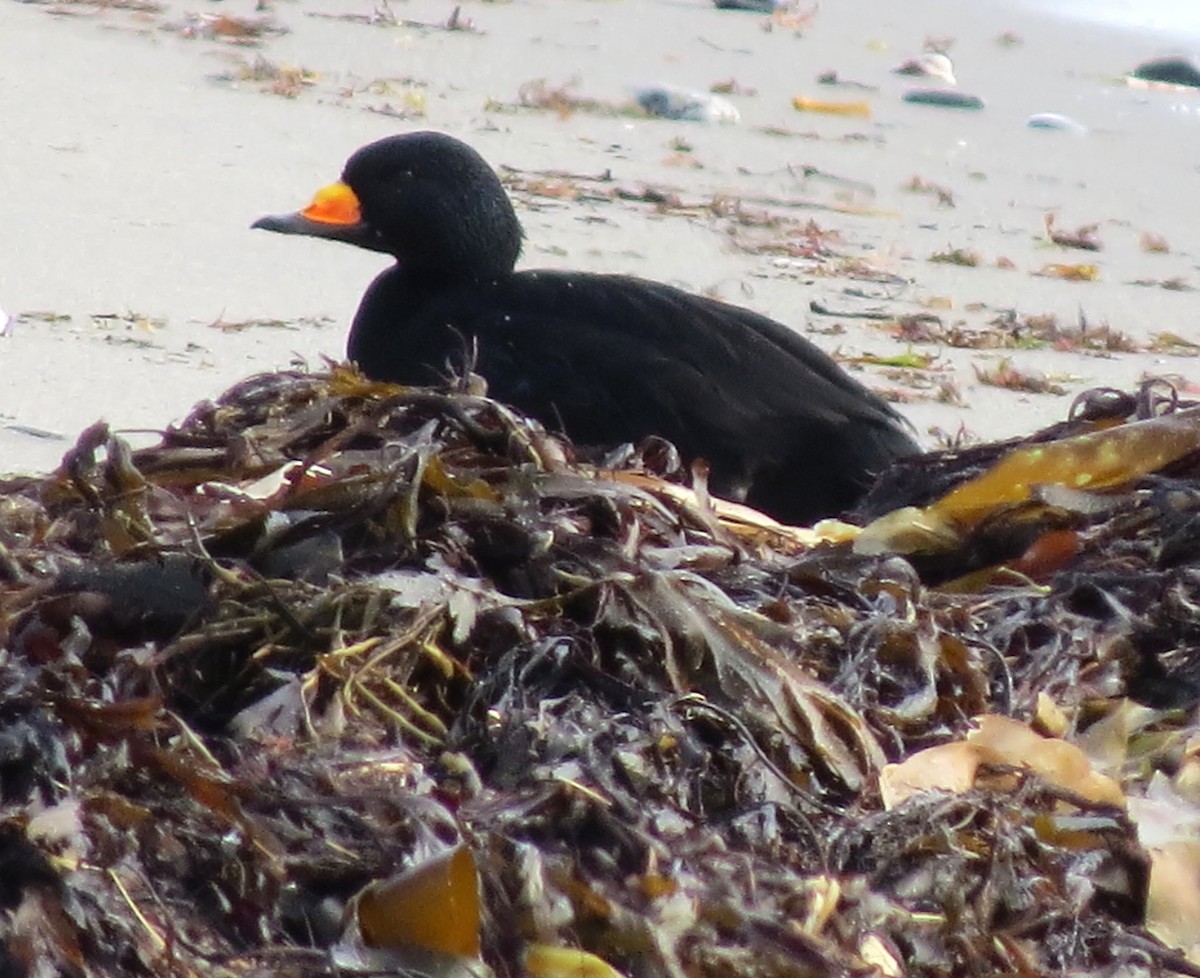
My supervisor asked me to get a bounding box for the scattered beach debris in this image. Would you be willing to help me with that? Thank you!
[760,2,819,33]
[1150,332,1200,355]
[662,144,703,169]
[14,310,72,325]
[307,1,481,33]
[213,53,318,97]
[929,247,981,267]
[1130,275,1194,292]
[1141,230,1171,253]
[1127,54,1200,90]
[892,52,956,85]
[351,76,429,119]
[922,34,955,55]
[89,309,165,332]
[30,0,163,13]
[888,309,1138,356]
[365,98,428,121]
[854,350,938,371]
[443,5,478,33]
[0,422,65,441]
[208,314,334,333]
[305,0,402,26]
[871,365,964,407]
[1043,312,1138,354]
[713,0,778,9]
[1036,262,1100,282]
[1026,112,1087,134]
[498,162,885,255]
[160,11,288,43]
[791,165,875,199]
[502,77,624,119]
[809,299,892,320]
[902,88,985,110]
[1045,214,1103,251]
[6,368,1200,977]
[973,356,1070,395]
[814,69,877,91]
[634,84,740,123]
[904,175,956,207]
[709,77,757,97]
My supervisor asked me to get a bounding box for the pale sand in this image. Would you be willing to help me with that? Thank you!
[3,0,1199,477]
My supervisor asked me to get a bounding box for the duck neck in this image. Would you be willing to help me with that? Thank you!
[401,256,510,293]
[374,189,523,290]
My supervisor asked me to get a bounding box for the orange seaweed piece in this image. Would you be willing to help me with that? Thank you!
[791,96,872,118]
[1007,528,1081,579]
[354,845,481,957]
[525,945,628,978]
[880,715,1125,810]
[1036,262,1099,281]
[932,406,1200,528]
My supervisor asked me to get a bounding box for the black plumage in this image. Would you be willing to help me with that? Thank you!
[253,131,918,524]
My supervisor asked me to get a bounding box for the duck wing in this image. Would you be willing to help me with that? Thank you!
[348,268,916,521]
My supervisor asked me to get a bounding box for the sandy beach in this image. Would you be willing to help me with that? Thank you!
[3,0,1200,477]
[9,4,1200,971]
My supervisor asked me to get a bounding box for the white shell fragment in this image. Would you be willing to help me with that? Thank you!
[634,85,741,124]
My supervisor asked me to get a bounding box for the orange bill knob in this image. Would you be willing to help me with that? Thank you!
[301,181,363,225]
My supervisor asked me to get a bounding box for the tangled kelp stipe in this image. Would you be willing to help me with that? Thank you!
[3,368,1200,977]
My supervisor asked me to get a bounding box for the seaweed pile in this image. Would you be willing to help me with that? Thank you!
[3,368,1200,977]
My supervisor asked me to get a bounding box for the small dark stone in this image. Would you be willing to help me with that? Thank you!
[1130,55,1200,88]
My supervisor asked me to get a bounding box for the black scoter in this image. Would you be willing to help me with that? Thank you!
[252,131,918,525]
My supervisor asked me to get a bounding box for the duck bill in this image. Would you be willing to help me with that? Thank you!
[251,180,390,253]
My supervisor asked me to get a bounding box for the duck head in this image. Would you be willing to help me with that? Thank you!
[253,131,524,284]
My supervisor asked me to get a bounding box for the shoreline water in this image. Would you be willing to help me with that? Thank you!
[1019,0,1200,44]
[3,0,1200,481]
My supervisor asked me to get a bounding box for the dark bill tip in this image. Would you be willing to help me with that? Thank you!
[250,211,391,254]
